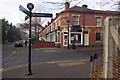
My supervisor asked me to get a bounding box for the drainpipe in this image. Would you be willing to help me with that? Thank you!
[83,12,85,46]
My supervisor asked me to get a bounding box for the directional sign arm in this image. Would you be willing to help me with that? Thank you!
[25,13,53,20]
[32,13,53,17]
[19,5,30,15]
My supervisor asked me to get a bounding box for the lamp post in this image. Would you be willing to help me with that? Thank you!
[27,3,34,75]
[67,20,70,50]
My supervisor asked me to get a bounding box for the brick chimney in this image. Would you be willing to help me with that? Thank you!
[65,2,70,10]
[82,5,88,8]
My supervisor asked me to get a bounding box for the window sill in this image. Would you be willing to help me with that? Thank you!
[96,26,102,27]
[55,42,61,44]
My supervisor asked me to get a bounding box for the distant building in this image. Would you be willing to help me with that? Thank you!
[39,2,120,47]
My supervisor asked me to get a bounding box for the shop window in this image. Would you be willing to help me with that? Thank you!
[96,32,101,41]
[73,16,79,25]
[96,17,101,26]
[71,33,81,43]
[115,18,119,29]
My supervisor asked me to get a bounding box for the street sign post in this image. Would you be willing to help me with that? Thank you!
[27,3,34,76]
[19,3,53,76]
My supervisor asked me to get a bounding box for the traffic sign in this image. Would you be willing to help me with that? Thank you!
[19,5,30,15]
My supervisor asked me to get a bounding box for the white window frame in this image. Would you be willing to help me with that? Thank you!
[58,19,61,26]
[70,32,83,45]
[73,16,79,25]
[96,32,101,42]
[96,17,101,26]
[57,31,61,43]
[55,21,57,29]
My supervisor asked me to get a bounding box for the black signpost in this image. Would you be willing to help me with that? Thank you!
[19,3,53,76]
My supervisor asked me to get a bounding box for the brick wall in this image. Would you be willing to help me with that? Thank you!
[34,42,55,48]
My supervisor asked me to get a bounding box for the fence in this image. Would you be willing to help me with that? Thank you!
[113,53,120,79]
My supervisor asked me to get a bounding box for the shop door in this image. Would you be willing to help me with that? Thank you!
[63,32,68,46]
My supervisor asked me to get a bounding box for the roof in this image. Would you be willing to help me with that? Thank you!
[61,5,120,15]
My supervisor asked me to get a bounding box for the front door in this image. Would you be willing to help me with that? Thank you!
[63,32,68,46]
[84,31,89,46]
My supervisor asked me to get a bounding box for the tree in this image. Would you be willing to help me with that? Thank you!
[18,17,44,41]
[2,19,21,43]
[95,0,120,11]
[2,18,9,43]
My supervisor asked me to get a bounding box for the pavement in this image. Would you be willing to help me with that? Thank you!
[2,45,103,78]
[13,46,103,54]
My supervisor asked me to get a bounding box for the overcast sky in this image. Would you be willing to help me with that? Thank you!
[0,0,117,26]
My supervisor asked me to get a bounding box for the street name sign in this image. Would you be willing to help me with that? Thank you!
[32,13,53,17]
[25,13,53,20]
[19,5,30,15]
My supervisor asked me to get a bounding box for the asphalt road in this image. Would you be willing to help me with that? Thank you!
[2,43,103,78]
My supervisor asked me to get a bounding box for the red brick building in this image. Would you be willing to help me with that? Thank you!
[39,2,120,47]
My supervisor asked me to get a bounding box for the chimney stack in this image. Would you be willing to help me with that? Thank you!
[82,5,88,8]
[65,2,70,10]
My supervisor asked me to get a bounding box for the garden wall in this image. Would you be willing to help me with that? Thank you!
[34,42,55,48]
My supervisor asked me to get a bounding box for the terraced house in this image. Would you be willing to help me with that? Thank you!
[39,2,120,47]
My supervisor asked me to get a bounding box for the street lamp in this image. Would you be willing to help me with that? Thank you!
[27,3,34,75]
[67,20,70,50]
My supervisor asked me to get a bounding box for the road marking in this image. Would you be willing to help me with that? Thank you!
[0,69,2,72]
[44,50,56,53]
[2,59,89,72]
[13,47,20,53]
[57,62,85,67]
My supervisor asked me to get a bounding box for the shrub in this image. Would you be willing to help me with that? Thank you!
[31,36,37,45]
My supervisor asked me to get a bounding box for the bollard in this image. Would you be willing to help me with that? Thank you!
[90,55,94,78]
[72,41,75,49]
[93,54,97,72]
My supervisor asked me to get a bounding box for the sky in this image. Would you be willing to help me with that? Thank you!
[0,0,118,26]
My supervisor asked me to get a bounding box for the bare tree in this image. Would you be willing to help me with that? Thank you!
[32,17,44,41]
[18,17,44,41]
[95,0,120,11]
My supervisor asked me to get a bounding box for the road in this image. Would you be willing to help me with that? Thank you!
[2,43,103,78]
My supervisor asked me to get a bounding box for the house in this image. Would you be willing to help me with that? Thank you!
[39,2,120,47]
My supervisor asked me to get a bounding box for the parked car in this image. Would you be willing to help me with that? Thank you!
[15,40,23,47]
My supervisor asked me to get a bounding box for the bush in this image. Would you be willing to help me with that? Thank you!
[31,36,37,45]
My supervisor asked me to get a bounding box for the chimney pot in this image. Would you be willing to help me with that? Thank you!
[65,2,70,10]
[82,5,88,8]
